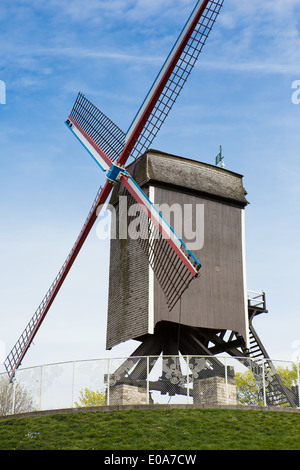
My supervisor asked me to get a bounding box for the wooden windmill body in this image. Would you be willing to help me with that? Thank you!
[106,150,298,408]
[107,149,249,355]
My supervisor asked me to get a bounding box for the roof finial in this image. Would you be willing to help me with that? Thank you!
[215,145,225,168]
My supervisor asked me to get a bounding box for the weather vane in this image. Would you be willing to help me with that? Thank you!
[215,145,225,167]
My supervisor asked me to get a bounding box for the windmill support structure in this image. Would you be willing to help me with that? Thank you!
[107,292,298,408]
[105,151,298,409]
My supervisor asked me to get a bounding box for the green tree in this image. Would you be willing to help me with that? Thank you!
[235,370,264,406]
[276,363,299,388]
[75,387,106,407]
[235,363,299,406]
[0,375,35,416]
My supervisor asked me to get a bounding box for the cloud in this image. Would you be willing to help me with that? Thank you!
[210,0,300,77]
[28,0,195,25]
[35,46,163,64]
[197,59,300,75]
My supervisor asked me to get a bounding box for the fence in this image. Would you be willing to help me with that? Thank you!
[1,355,299,415]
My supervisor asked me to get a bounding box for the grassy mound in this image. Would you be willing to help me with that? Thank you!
[0,408,299,450]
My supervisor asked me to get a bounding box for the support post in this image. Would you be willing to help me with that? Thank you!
[297,361,300,408]
[262,362,267,407]
[225,357,228,405]
[187,355,190,404]
[146,356,150,405]
[72,361,76,408]
[40,365,43,411]
[107,358,110,406]
[12,378,16,415]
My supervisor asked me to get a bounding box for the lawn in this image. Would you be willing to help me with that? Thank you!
[0,408,299,450]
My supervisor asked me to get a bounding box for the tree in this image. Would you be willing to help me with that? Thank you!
[0,375,35,416]
[75,387,106,407]
[275,363,299,388]
[235,363,299,406]
[235,370,264,406]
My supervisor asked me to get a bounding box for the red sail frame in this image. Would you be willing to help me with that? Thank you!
[5,0,223,381]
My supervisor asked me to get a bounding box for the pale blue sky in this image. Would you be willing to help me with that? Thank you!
[1,0,300,373]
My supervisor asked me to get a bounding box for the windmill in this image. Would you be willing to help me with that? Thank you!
[106,150,298,407]
[5,0,298,409]
[4,0,224,383]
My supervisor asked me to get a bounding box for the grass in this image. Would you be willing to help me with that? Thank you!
[0,408,299,450]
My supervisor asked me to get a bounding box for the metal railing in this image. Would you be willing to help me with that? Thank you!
[247,290,266,310]
[0,355,299,416]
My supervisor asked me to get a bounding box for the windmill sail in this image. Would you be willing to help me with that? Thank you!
[126,0,224,161]
[4,182,113,382]
[66,99,201,310]
[120,175,201,310]
[68,92,125,163]
[5,0,223,381]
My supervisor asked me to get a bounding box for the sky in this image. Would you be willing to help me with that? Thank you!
[1,0,300,376]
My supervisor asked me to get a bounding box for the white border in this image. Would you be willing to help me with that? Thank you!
[148,186,155,335]
[241,209,250,349]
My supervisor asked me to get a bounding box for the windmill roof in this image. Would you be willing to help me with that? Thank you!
[110,149,249,207]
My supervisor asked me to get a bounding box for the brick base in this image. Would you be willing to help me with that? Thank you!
[107,384,153,406]
[193,376,237,406]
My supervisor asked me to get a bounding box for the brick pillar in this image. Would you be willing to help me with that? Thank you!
[107,384,153,406]
[193,376,237,406]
